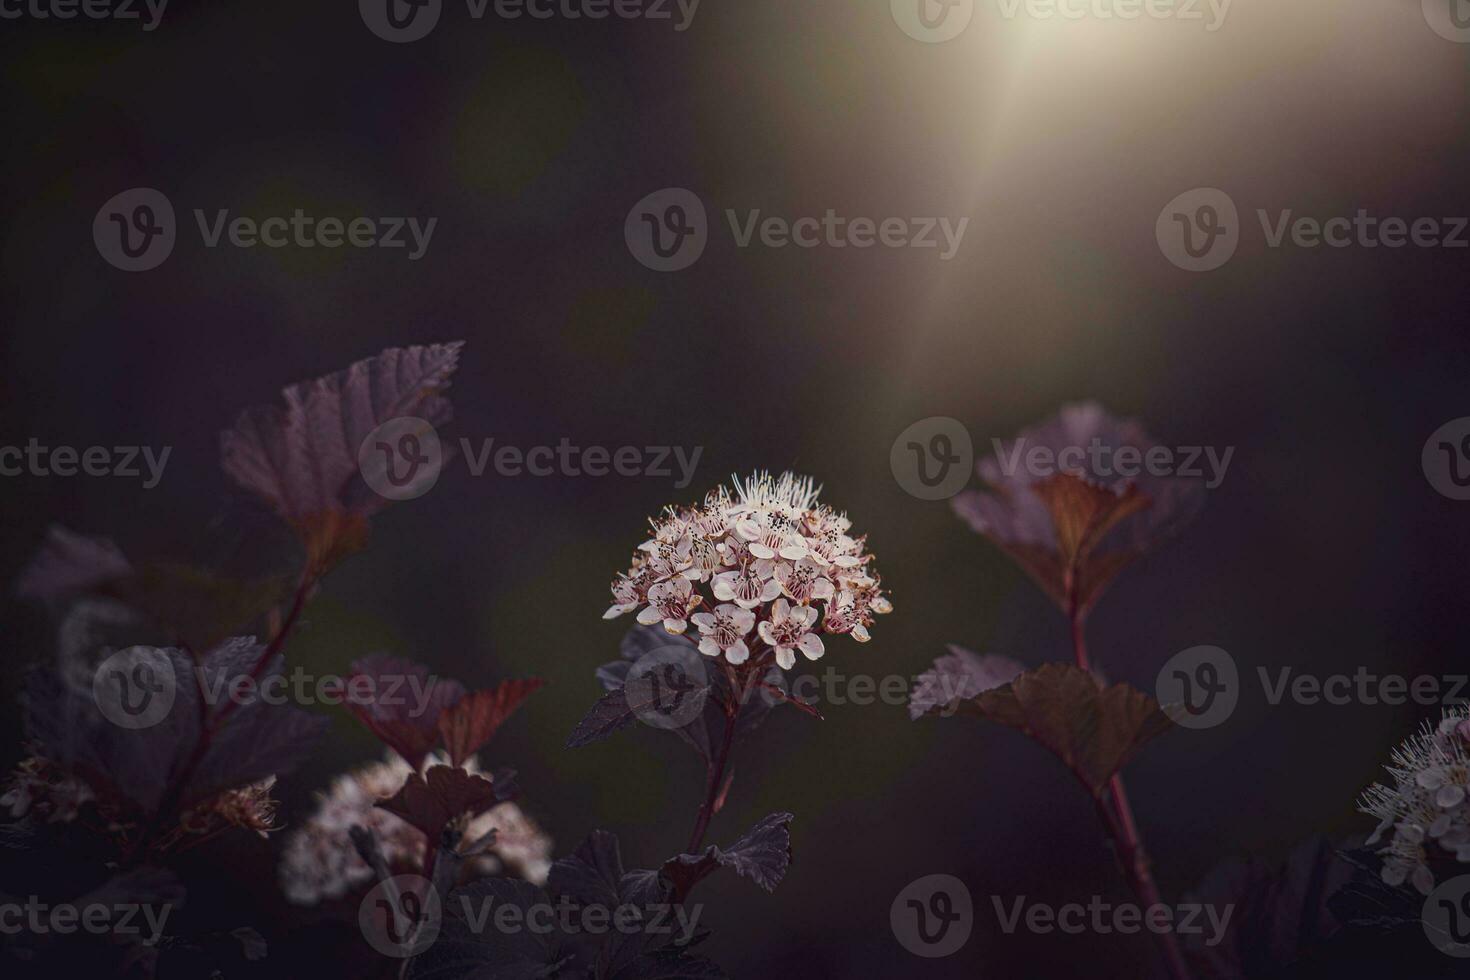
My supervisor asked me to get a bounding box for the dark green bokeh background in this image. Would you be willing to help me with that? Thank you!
[3,1,1470,976]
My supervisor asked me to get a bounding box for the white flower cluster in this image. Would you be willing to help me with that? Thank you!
[1359,708,1470,895]
[279,752,552,905]
[603,472,891,669]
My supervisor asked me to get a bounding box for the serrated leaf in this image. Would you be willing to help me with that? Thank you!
[438,678,546,769]
[661,812,794,898]
[910,645,1025,720]
[957,662,1173,795]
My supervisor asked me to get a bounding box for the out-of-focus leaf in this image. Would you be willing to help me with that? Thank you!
[957,662,1173,795]
[953,403,1205,615]
[910,645,1025,720]
[344,654,466,769]
[22,637,329,814]
[1185,837,1356,980]
[439,678,546,768]
[14,526,133,604]
[219,342,464,566]
[116,562,288,655]
[378,765,503,839]
[406,878,571,980]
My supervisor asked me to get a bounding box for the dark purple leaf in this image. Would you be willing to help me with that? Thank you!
[955,662,1174,796]
[344,654,466,769]
[14,526,132,604]
[910,645,1025,720]
[662,812,795,898]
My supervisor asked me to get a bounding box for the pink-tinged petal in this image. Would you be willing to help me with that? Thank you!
[636,606,663,626]
[775,648,796,670]
[772,598,791,621]
[736,520,762,541]
[778,542,808,560]
[691,612,716,630]
[834,555,862,568]
[731,609,756,634]
[799,633,825,661]
[852,623,871,643]
[754,558,778,578]
[726,640,750,665]
[749,541,776,559]
[759,621,777,645]
[760,579,783,602]
[663,618,688,635]
[813,578,835,600]
[699,638,721,658]
[604,604,629,620]
[712,575,737,601]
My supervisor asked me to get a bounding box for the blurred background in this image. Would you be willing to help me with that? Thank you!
[3,0,1470,976]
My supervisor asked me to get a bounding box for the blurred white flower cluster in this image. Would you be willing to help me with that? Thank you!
[1359,708,1470,894]
[603,472,891,669]
[279,752,552,905]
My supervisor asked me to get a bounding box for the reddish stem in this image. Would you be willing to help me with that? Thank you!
[686,659,744,853]
[1068,589,1192,980]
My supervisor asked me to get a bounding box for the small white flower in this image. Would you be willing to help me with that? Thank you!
[774,559,834,604]
[603,570,649,620]
[691,603,756,665]
[637,577,697,634]
[712,563,781,610]
[758,598,825,670]
[1360,706,1470,895]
